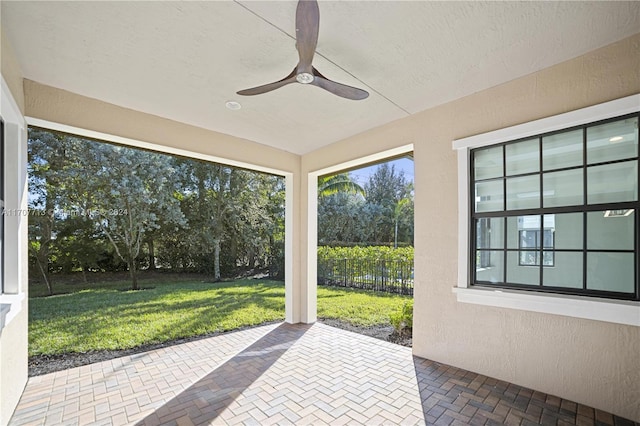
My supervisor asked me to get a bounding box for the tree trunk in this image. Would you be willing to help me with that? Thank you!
[39,198,55,295]
[147,239,156,270]
[129,257,139,290]
[36,256,53,296]
[213,239,221,282]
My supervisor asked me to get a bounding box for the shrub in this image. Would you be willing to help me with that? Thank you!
[317,245,414,294]
[389,300,413,336]
[317,245,413,263]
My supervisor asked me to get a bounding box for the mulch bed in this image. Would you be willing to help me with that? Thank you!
[28,320,411,377]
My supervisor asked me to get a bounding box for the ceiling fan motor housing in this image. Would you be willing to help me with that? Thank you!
[296,72,315,84]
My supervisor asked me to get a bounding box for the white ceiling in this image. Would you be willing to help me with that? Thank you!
[2,1,639,155]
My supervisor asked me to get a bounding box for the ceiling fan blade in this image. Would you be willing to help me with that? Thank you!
[295,0,320,72]
[311,68,369,100]
[237,68,297,96]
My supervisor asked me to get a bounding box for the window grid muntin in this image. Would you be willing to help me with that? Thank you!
[470,113,639,300]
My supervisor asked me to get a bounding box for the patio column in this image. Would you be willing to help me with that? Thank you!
[288,168,317,324]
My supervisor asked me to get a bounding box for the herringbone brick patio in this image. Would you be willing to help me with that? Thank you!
[8,322,639,425]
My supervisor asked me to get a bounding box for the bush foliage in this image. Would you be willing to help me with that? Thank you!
[389,299,413,336]
[317,246,414,263]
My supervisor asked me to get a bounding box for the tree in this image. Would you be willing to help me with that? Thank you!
[317,191,366,244]
[364,163,410,205]
[28,129,90,294]
[317,172,368,244]
[316,162,414,246]
[318,173,365,198]
[393,197,411,248]
[83,144,185,290]
[177,160,234,281]
[27,127,288,285]
[364,164,414,245]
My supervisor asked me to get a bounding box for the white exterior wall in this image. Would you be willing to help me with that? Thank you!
[0,74,29,426]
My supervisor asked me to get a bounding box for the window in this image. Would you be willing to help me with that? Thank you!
[470,113,638,300]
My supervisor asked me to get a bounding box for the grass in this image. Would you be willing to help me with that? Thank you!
[317,286,411,327]
[28,277,411,356]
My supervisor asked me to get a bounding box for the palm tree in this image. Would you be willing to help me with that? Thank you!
[318,173,365,198]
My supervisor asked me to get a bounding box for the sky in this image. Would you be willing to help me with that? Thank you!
[347,157,414,186]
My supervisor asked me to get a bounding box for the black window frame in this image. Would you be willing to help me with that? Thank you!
[470,113,640,301]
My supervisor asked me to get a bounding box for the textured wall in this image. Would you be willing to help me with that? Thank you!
[302,33,640,421]
[0,28,28,426]
[0,28,24,113]
[0,299,28,426]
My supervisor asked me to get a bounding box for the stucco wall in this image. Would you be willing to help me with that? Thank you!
[1,29,24,114]
[302,33,640,420]
[0,27,28,426]
[0,299,28,426]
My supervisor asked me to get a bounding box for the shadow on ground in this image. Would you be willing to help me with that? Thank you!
[135,323,311,425]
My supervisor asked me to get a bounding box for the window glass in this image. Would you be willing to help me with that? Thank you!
[477,250,492,269]
[476,218,504,249]
[517,227,554,266]
[506,175,539,210]
[507,251,539,285]
[587,161,638,204]
[542,130,583,171]
[586,252,635,293]
[474,146,503,180]
[519,230,538,250]
[587,117,638,164]
[542,168,583,207]
[507,215,540,249]
[475,250,504,283]
[506,139,538,176]
[475,180,503,212]
[543,252,583,288]
[518,250,539,266]
[550,213,582,249]
[587,210,634,250]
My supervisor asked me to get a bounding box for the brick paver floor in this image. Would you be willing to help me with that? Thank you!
[8,322,639,425]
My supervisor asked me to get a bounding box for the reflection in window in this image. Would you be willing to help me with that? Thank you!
[517,215,555,266]
[518,231,554,266]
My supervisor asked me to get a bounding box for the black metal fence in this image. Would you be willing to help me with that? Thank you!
[317,258,414,295]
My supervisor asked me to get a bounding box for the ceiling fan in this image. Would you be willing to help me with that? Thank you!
[237,0,369,100]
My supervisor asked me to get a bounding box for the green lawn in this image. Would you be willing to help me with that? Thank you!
[316,286,411,327]
[29,278,411,356]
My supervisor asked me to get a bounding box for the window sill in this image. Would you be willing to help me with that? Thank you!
[452,286,639,327]
[0,293,25,333]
